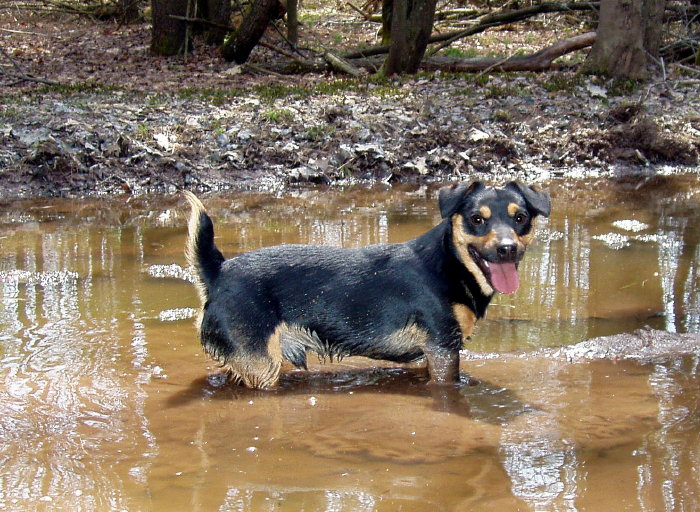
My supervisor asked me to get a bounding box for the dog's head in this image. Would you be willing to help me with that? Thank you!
[439,181,551,296]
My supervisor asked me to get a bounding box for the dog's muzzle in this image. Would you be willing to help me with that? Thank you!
[469,242,521,295]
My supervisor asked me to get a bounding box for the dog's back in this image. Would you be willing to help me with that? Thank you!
[185,197,439,387]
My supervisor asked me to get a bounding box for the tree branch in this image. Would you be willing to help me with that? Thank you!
[421,31,597,72]
[264,31,597,75]
[341,1,599,60]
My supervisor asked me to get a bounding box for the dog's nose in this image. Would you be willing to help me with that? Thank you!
[496,243,518,261]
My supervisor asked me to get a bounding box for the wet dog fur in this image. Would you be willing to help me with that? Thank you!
[184,182,551,389]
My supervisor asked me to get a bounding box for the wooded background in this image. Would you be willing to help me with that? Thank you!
[2,0,697,82]
[146,0,697,79]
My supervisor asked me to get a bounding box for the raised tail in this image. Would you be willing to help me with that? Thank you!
[184,191,225,300]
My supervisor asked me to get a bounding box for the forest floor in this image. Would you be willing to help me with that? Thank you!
[0,6,698,199]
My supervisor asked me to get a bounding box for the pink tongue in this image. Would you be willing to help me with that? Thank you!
[489,262,520,294]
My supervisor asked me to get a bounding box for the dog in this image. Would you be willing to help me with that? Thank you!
[184,181,550,389]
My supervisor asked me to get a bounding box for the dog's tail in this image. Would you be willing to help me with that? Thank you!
[184,191,225,299]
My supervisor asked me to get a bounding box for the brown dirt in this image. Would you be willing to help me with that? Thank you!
[0,9,698,199]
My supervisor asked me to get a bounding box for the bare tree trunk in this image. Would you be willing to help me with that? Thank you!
[381,0,438,75]
[583,0,667,79]
[287,0,299,45]
[221,0,282,63]
[381,0,392,45]
[151,0,189,56]
[120,0,140,23]
[197,0,231,45]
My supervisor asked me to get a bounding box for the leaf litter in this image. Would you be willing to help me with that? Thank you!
[0,10,698,198]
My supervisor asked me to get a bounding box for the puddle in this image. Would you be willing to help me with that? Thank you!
[1,176,699,511]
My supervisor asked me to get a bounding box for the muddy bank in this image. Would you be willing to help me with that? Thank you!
[1,73,698,199]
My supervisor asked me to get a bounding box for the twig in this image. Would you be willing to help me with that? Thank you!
[426,21,503,57]
[244,62,287,78]
[0,28,45,36]
[0,46,60,86]
[267,18,306,57]
[259,40,304,62]
[421,32,596,72]
[346,1,372,21]
[428,1,599,57]
[323,51,362,77]
[475,51,520,78]
[674,64,700,76]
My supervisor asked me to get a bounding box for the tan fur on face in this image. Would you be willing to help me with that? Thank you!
[507,202,520,217]
[482,228,500,250]
[520,217,537,246]
[479,205,492,219]
[451,214,494,296]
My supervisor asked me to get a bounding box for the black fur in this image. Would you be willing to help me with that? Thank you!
[185,182,551,389]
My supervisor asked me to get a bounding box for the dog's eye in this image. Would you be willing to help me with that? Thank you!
[470,215,484,226]
[514,212,528,225]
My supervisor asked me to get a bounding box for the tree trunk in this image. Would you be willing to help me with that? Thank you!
[150,0,189,56]
[196,0,232,45]
[221,0,282,63]
[381,0,438,75]
[287,0,299,45]
[120,0,140,23]
[381,0,392,46]
[583,0,667,79]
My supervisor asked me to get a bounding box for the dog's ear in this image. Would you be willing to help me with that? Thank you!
[505,182,551,218]
[439,181,484,218]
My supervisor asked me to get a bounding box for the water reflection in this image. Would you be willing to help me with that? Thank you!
[501,359,581,512]
[0,224,157,510]
[640,357,700,511]
[0,177,698,511]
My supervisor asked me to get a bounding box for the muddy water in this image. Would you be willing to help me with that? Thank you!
[1,176,699,511]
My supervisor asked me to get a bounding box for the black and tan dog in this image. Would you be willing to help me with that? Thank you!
[184,182,550,389]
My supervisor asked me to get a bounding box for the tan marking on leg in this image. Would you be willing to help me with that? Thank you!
[225,355,282,390]
[222,323,286,389]
[451,215,494,296]
[385,323,429,352]
[267,323,285,364]
[452,304,476,346]
[507,202,520,217]
[479,205,492,219]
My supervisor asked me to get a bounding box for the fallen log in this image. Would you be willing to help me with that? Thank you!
[422,31,597,72]
[261,31,596,75]
[323,51,363,77]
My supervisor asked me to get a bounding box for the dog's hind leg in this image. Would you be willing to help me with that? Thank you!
[205,321,285,390]
[225,354,282,389]
[228,325,286,389]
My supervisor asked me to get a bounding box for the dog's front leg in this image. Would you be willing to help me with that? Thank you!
[424,348,460,385]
